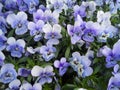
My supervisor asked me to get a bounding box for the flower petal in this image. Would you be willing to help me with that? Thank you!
[31,66,43,77]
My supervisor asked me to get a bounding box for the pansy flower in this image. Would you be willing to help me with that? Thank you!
[70,52,93,77]
[0,63,17,84]
[101,40,120,68]
[44,9,59,25]
[23,0,39,14]
[82,21,99,42]
[31,65,55,85]
[107,64,120,90]
[40,44,56,61]
[6,37,26,58]
[8,79,21,90]
[28,20,44,41]
[43,23,62,45]
[6,11,28,35]
[20,82,42,90]
[54,57,69,76]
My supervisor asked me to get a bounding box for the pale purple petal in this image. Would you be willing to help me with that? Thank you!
[28,22,36,31]
[33,83,42,90]
[9,79,21,89]
[102,46,112,57]
[7,37,16,45]
[83,67,93,77]
[54,60,60,68]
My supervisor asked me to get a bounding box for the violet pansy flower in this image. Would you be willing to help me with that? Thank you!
[107,64,120,90]
[20,82,42,90]
[0,63,17,84]
[67,15,84,44]
[31,65,55,85]
[101,40,120,68]
[6,11,28,35]
[18,68,31,77]
[9,79,21,90]
[70,52,93,77]
[33,9,45,22]
[43,23,62,45]
[6,37,26,58]
[54,57,69,76]
[82,21,99,42]
[74,5,86,18]
[44,9,59,24]
[23,0,39,14]
[28,20,44,41]
[40,44,56,61]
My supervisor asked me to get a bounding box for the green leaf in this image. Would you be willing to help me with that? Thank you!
[65,46,70,58]
[7,29,15,37]
[62,84,77,90]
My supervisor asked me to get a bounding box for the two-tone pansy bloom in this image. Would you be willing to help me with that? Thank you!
[54,57,69,76]
[70,52,93,77]
[6,11,28,35]
[107,64,120,90]
[40,44,56,61]
[0,63,17,84]
[43,23,62,45]
[31,65,55,85]
[6,37,26,58]
[28,20,45,41]
[20,82,42,90]
[100,39,120,68]
[67,15,84,44]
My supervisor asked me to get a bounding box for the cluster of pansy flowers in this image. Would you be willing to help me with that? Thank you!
[0,0,119,90]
